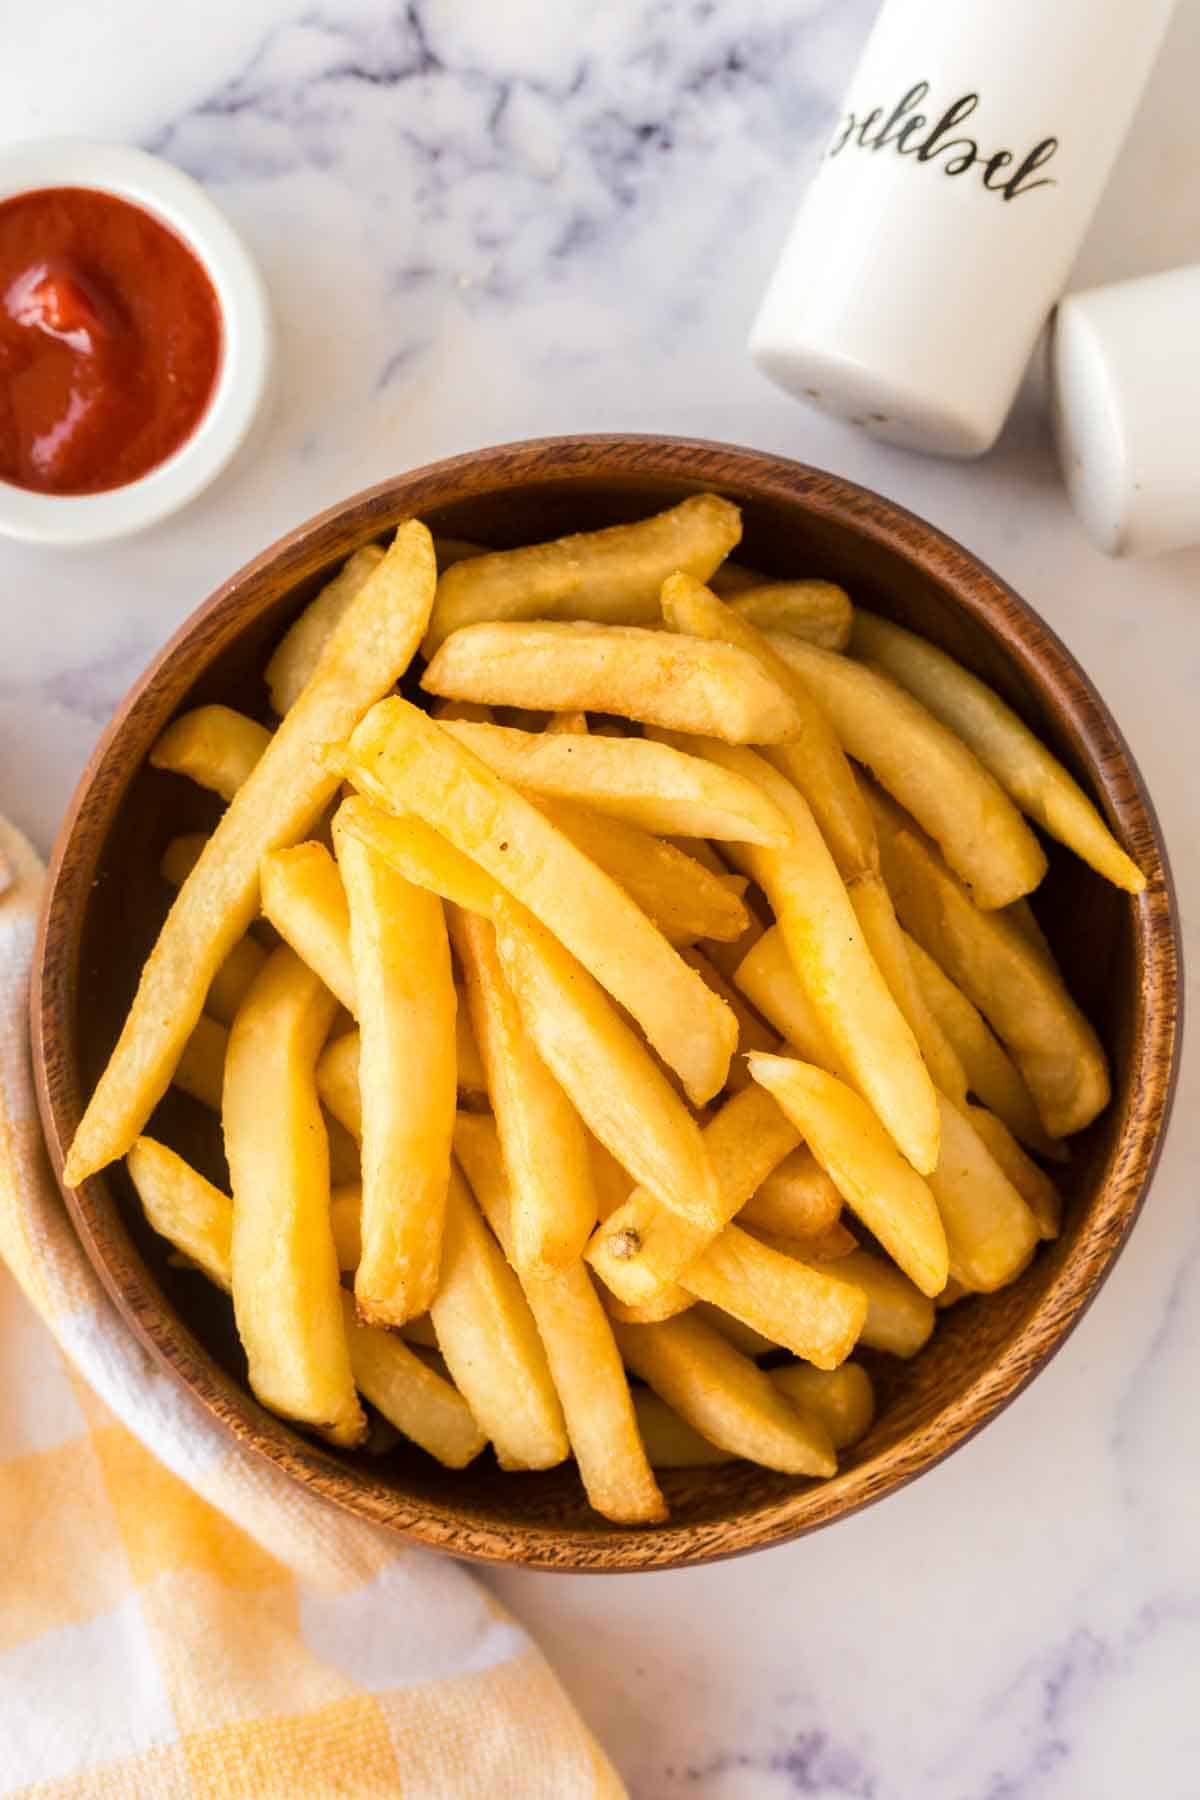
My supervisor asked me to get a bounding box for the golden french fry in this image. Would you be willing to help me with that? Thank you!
[266,544,386,716]
[685,741,939,1174]
[680,947,777,1089]
[439,719,791,845]
[545,710,589,734]
[159,832,208,888]
[422,493,742,654]
[772,1361,875,1449]
[732,582,853,652]
[451,910,596,1274]
[660,573,876,880]
[174,1013,228,1111]
[149,705,272,803]
[679,1226,867,1369]
[768,631,1048,908]
[338,1293,486,1468]
[759,1217,858,1263]
[737,1144,843,1241]
[429,1166,568,1471]
[126,1139,483,1468]
[339,699,736,1103]
[261,842,356,1010]
[701,898,768,983]
[587,1085,799,1306]
[330,798,500,915]
[325,1114,361,1185]
[869,793,1110,1138]
[851,610,1146,893]
[316,1014,482,1136]
[534,799,749,946]
[224,946,364,1446]
[827,1248,935,1358]
[588,1133,632,1219]
[937,1278,970,1309]
[632,1389,730,1467]
[491,901,720,1229]
[966,1105,1062,1239]
[734,925,841,1070]
[65,521,437,1186]
[453,1114,666,1523]
[334,820,456,1324]
[748,1053,948,1297]
[422,621,806,746]
[848,873,967,1104]
[693,1303,776,1358]
[613,1313,836,1476]
[329,1181,362,1270]
[127,1136,232,1293]
[930,1095,1041,1292]
[902,930,1063,1158]
[433,536,488,570]
[205,936,269,1027]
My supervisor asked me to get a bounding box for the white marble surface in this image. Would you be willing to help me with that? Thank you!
[2,3,1198,1794]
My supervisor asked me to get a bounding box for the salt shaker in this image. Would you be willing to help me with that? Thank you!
[750,0,1177,458]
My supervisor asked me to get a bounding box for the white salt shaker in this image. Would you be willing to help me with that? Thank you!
[1052,265,1200,557]
[750,0,1177,458]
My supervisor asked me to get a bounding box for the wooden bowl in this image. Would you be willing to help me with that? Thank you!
[33,435,1180,1572]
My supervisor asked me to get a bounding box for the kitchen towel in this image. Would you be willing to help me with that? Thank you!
[0,817,623,1799]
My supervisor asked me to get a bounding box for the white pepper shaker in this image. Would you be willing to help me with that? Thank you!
[1052,265,1200,557]
[750,0,1177,458]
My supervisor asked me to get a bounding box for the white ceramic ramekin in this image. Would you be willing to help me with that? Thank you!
[0,139,272,546]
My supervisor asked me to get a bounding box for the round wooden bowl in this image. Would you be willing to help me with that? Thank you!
[33,435,1180,1572]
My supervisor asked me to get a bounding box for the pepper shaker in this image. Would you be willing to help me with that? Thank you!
[750,0,1177,458]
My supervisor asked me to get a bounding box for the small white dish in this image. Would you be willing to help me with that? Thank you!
[0,139,272,547]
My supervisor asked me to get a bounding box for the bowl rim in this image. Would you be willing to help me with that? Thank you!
[0,139,272,546]
[31,432,1183,1571]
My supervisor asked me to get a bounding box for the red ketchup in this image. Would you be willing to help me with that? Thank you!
[0,187,222,495]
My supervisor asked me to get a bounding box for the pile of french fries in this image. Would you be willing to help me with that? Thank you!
[67,492,1144,1526]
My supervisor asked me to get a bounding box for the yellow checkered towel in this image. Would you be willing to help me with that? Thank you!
[0,819,624,1799]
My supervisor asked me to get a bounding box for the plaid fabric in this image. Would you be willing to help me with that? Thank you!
[0,819,623,1799]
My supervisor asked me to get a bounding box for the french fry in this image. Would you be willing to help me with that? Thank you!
[338,699,736,1103]
[929,1095,1041,1292]
[659,574,876,879]
[937,1279,970,1309]
[325,1114,361,1185]
[693,1303,776,1358]
[329,1181,362,1270]
[433,536,489,570]
[334,820,456,1324]
[65,521,438,1186]
[587,1085,800,1305]
[438,719,791,845]
[772,1361,876,1449]
[544,710,589,734]
[760,1217,858,1262]
[330,798,500,915]
[768,631,1047,908]
[125,1138,484,1468]
[732,582,853,652]
[491,902,721,1228]
[316,1012,484,1137]
[428,1166,568,1471]
[902,930,1063,1157]
[174,1013,227,1111]
[588,1133,632,1219]
[701,898,768,983]
[149,705,272,803]
[748,1053,949,1297]
[851,610,1146,892]
[451,909,596,1274]
[261,842,356,1010]
[966,1105,1062,1239]
[827,1249,935,1358]
[422,493,742,654]
[683,740,939,1174]
[869,792,1110,1138]
[680,947,777,1089]
[453,1114,666,1523]
[205,936,268,1027]
[421,621,807,746]
[678,1227,867,1369]
[223,946,364,1446]
[1004,896,1059,972]
[734,925,842,1071]
[159,832,207,888]
[534,799,749,946]
[613,1314,836,1476]
[848,873,967,1104]
[338,1293,486,1469]
[265,544,386,716]
[127,1136,232,1293]
[737,1144,843,1241]
[632,1390,730,1467]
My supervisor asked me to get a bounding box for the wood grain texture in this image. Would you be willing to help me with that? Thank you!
[31,435,1181,1572]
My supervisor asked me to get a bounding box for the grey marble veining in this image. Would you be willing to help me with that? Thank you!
[1,3,1198,1794]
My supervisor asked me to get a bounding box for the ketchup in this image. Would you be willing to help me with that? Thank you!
[0,187,222,495]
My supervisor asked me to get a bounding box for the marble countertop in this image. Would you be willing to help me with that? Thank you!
[2,3,1197,1794]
